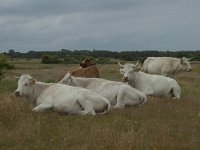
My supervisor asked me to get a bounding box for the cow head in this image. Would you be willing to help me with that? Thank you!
[15,75,36,98]
[80,59,96,68]
[180,57,192,72]
[118,60,141,83]
[59,72,72,85]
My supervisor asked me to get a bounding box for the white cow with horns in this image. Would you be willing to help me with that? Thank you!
[143,57,192,77]
[15,75,110,115]
[59,72,147,109]
[118,61,181,99]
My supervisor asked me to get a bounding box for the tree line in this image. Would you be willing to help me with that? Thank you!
[2,49,200,64]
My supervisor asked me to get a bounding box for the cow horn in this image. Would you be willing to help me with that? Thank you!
[132,61,139,68]
[118,60,124,68]
[135,61,139,66]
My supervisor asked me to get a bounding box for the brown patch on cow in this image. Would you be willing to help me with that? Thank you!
[70,65,100,78]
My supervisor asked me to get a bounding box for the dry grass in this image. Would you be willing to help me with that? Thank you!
[0,60,200,150]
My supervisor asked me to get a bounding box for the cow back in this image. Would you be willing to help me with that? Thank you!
[71,65,100,78]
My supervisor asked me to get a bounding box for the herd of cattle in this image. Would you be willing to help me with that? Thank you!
[14,57,192,115]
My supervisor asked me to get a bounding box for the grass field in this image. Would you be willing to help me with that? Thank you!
[0,60,200,150]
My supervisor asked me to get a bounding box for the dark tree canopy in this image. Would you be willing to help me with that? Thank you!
[1,49,200,64]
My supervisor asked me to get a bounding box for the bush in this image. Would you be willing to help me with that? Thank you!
[41,54,59,64]
[0,55,14,80]
[64,55,95,64]
[0,55,14,69]
[96,57,112,64]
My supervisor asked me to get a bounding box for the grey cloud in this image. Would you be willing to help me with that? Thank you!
[0,0,200,52]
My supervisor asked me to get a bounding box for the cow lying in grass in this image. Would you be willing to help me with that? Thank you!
[69,65,100,78]
[59,72,147,109]
[15,75,110,115]
[118,61,181,99]
[143,57,192,77]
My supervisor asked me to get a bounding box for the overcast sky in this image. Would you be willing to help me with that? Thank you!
[0,0,200,52]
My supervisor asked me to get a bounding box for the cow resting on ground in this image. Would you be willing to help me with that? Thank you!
[59,72,147,109]
[69,65,100,78]
[143,57,192,77]
[118,61,181,99]
[15,75,110,115]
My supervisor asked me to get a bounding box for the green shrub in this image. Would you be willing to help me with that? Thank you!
[96,57,112,64]
[41,54,59,64]
[0,55,14,69]
[0,55,14,80]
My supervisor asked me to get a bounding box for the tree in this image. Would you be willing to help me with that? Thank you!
[41,54,59,64]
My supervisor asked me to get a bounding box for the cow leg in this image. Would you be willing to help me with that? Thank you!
[77,94,96,115]
[114,88,126,109]
[32,103,52,112]
[63,100,96,115]
[68,110,91,115]
[113,103,125,109]
[68,108,96,115]
[117,85,147,108]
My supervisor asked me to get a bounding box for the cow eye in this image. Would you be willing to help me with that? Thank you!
[24,83,28,86]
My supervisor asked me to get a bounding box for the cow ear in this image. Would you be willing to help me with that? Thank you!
[30,78,36,85]
[68,72,72,76]
[120,69,125,74]
[66,72,72,77]
[134,67,141,72]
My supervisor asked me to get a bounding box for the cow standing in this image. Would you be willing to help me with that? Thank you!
[15,75,110,115]
[143,57,192,77]
[59,72,147,109]
[118,61,181,99]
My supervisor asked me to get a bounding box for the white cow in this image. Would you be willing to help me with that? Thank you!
[143,57,192,77]
[118,61,181,99]
[15,75,110,115]
[59,72,147,109]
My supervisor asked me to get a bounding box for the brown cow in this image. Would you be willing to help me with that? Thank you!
[70,65,100,78]
[80,59,96,68]
[59,65,100,81]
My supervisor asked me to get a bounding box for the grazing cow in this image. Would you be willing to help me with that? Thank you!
[80,59,96,68]
[15,75,110,115]
[69,65,100,78]
[143,57,192,77]
[59,72,147,109]
[118,61,181,99]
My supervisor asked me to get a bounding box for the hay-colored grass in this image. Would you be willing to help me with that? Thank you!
[0,60,199,150]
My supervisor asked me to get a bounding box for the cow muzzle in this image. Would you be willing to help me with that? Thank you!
[188,68,192,72]
[123,76,129,82]
[15,91,21,97]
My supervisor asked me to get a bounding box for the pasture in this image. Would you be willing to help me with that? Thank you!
[0,60,200,150]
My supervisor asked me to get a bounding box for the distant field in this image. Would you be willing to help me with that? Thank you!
[0,60,200,150]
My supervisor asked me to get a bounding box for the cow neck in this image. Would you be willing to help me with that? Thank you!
[177,61,182,72]
[71,76,89,88]
[30,82,51,104]
[131,71,143,88]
